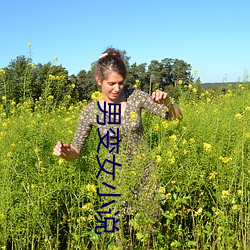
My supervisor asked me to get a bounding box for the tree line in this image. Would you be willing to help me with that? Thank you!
[0,51,200,106]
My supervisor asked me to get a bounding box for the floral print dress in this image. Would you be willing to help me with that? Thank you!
[71,88,169,154]
[71,88,170,223]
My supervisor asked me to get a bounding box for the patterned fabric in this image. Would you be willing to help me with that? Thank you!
[72,88,170,236]
[71,88,169,154]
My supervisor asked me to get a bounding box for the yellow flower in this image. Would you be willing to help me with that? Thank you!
[130,111,138,121]
[219,156,232,164]
[232,204,239,211]
[77,216,86,223]
[58,158,65,165]
[34,147,41,153]
[237,189,243,196]
[133,84,138,89]
[165,193,172,199]
[48,74,55,80]
[192,88,197,93]
[159,186,166,194]
[48,95,54,100]
[162,120,168,128]
[171,119,179,126]
[10,100,16,105]
[88,214,94,221]
[71,83,75,89]
[86,184,96,193]
[0,213,5,221]
[91,91,103,101]
[203,142,212,152]
[245,132,250,138]
[81,203,93,212]
[178,79,183,85]
[222,190,230,197]
[193,69,198,74]
[169,134,177,141]
[31,184,37,189]
[135,79,140,83]
[188,84,193,89]
[195,207,203,216]
[54,56,58,61]
[214,209,223,216]
[234,113,242,120]
[28,42,32,47]
[7,152,12,157]
[0,69,6,75]
[2,122,7,128]
[182,139,187,145]
[168,156,175,165]
[189,138,195,144]
[130,171,136,176]
[245,106,250,112]
[2,96,6,100]
[208,171,217,180]
[155,155,162,164]
[154,123,159,131]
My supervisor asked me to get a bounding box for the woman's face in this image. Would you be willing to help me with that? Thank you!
[96,71,125,103]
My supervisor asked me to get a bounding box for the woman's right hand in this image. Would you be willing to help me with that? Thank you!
[53,141,71,158]
[53,141,80,161]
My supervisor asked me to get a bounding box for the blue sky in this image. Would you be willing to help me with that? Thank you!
[1,0,249,83]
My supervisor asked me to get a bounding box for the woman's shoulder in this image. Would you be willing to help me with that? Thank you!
[125,88,150,100]
[82,100,95,110]
[79,100,98,116]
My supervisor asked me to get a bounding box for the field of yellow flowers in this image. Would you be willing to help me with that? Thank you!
[0,83,249,249]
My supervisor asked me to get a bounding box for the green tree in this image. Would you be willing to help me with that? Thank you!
[32,62,69,103]
[171,59,192,86]
[148,58,193,91]
[4,55,33,102]
[76,68,98,101]
[127,63,149,92]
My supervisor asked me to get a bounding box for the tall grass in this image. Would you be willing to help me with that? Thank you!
[0,83,249,249]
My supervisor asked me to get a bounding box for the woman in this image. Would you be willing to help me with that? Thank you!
[53,48,182,244]
[53,48,182,160]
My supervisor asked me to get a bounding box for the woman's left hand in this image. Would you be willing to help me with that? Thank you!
[152,91,171,104]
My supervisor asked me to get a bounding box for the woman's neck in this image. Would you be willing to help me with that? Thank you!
[103,89,127,104]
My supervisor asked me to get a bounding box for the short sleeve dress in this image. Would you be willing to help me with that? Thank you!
[71,88,170,220]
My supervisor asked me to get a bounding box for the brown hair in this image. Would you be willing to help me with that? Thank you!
[95,48,127,81]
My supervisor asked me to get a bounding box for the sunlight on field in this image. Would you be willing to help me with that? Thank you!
[0,82,249,249]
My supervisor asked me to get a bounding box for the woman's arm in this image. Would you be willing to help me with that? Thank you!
[137,89,182,120]
[53,102,95,161]
[152,91,182,119]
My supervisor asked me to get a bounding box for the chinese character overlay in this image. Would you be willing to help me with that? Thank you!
[94,101,122,234]
[96,101,121,125]
[94,209,120,234]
